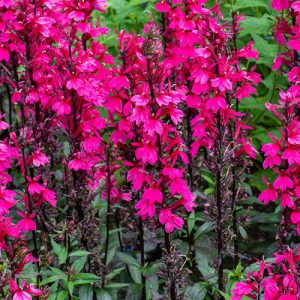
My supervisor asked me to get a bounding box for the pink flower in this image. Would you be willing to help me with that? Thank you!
[27,175,44,195]
[258,188,277,204]
[52,101,71,115]
[135,188,163,219]
[110,75,130,90]
[169,108,184,124]
[143,119,163,136]
[205,96,227,112]
[238,41,259,60]
[282,148,300,165]
[0,46,10,62]
[83,136,101,153]
[41,189,57,207]
[17,212,36,233]
[273,175,294,191]
[30,149,49,167]
[68,153,91,171]
[288,40,300,51]
[271,0,289,11]
[131,95,149,106]
[9,279,42,300]
[135,144,157,165]
[211,77,232,91]
[279,296,298,300]
[263,155,281,169]
[66,78,85,90]
[291,1,300,13]
[155,2,170,13]
[231,282,253,299]
[291,211,300,225]
[13,291,32,300]
[159,209,184,233]
[280,193,295,209]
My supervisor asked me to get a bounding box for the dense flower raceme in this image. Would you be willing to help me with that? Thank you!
[259,90,300,237]
[231,246,300,299]
[156,0,259,161]
[0,127,44,298]
[108,23,195,233]
[0,0,111,296]
[156,0,260,292]
[232,1,300,297]
[259,1,300,239]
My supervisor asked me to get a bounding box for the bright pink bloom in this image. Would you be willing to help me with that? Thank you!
[273,175,294,191]
[135,188,163,219]
[17,212,36,233]
[135,144,158,165]
[30,149,49,167]
[27,175,44,195]
[159,209,184,233]
[271,0,289,11]
[258,188,277,204]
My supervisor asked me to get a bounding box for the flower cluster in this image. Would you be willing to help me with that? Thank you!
[259,0,300,240]
[232,1,300,296]
[109,23,195,233]
[0,0,110,296]
[156,0,260,292]
[232,246,300,300]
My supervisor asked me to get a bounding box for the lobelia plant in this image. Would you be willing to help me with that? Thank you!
[231,0,300,298]
[109,22,196,299]
[157,0,260,296]
[2,0,300,299]
[0,0,113,297]
[263,0,300,245]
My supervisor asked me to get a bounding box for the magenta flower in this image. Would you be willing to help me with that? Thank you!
[27,175,44,195]
[271,0,289,11]
[17,212,36,233]
[159,209,184,233]
[273,175,294,191]
[9,279,42,300]
[30,149,49,167]
[135,188,163,219]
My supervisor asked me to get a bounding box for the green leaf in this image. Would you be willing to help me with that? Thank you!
[106,283,130,288]
[74,273,100,281]
[251,33,277,65]
[47,294,57,300]
[106,247,116,265]
[194,222,213,239]
[106,267,126,280]
[79,286,93,300]
[51,239,68,265]
[187,212,196,233]
[56,290,69,300]
[72,256,87,273]
[96,289,112,300]
[238,226,248,240]
[218,290,231,300]
[40,274,67,286]
[232,0,269,9]
[116,252,141,267]
[51,239,62,257]
[129,265,142,284]
[185,283,207,300]
[129,0,148,7]
[201,174,215,185]
[68,281,74,296]
[240,14,273,37]
[145,276,159,300]
[69,250,91,257]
